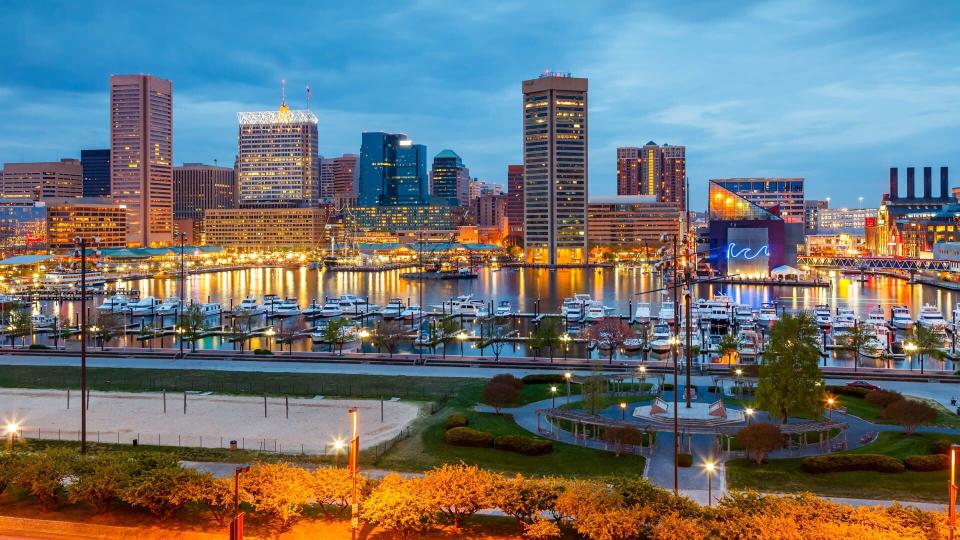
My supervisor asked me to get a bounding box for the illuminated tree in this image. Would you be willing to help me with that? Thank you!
[15,448,76,512]
[588,318,631,364]
[494,474,561,525]
[240,463,315,529]
[736,423,785,464]
[121,466,201,518]
[755,312,823,423]
[529,317,562,361]
[422,463,498,528]
[178,304,207,351]
[883,399,938,435]
[313,466,368,517]
[68,453,132,513]
[361,473,437,537]
[192,474,234,526]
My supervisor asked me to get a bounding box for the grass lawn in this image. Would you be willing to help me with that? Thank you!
[726,431,960,502]
[837,394,960,429]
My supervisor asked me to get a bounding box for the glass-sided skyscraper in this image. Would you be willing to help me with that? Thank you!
[707,181,785,277]
[80,149,110,198]
[430,149,468,206]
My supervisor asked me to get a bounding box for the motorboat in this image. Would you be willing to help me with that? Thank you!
[311,323,358,344]
[699,299,731,325]
[833,307,856,331]
[30,314,57,329]
[319,301,344,318]
[337,295,377,314]
[865,307,887,327]
[128,296,163,316]
[97,294,130,313]
[301,300,324,317]
[622,338,643,351]
[658,301,676,325]
[562,298,585,321]
[271,298,301,316]
[434,295,487,317]
[756,303,778,326]
[891,305,912,330]
[813,304,832,328]
[236,296,267,316]
[494,300,512,317]
[917,304,948,330]
[585,302,606,322]
[194,303,222,317]
[634,302,651,322]
[733,304,754,325]
[41,269,106,290]
[380,298,405,319]
[155,297,181,316]
[862,324,890,358]
[649,323,673,353]
[400,305,424,320]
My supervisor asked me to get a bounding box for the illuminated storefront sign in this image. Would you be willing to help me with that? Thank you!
[727,243,770,260]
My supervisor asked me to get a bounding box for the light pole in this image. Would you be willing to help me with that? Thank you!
[74,235,99,454]
[177,232,187,359]
[904,341,917,371]
[550,386,557,408]
[5,421,19,450]
[457,331,467,357]
[735,368,743,400]
[358,328,370,353]
[230,465,250,540]
[669,334,681,495]
[826,397,835,419]
[949,444,959,540]
[561,333,571,360]
[333,438,345,468]
[265,327,276,351]
[564,372,572,404]
[620,402,627,421]
[348,407,360,540]
[704,461,715,506]
[745,407,754,424]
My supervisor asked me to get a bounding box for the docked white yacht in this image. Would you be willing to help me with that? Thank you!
[649,323,673,353]
[41,269,105,290]
[658,301,676,325]
[917,304,948,331]
[891,305,912,330]
[633,302,651,323]
[733,304,754,325]
[301,300,324,317]
[494,300,512,317]
[862,324,890,358]
[434,295,487,317]
[236,296,268,316]
[400,305,424,320]
[194,303,222,317]
[337,295,377,314]
[756,302,778,326]
[833,307,857,331]
[271,299,301,316]
[585,302,606,322]
[380,298,405,319]
[128,296,162,317]
[865,307,887,327]
[813,304,832,328]
[97,294,130,313]
[319,301,344,318]
[155,297,181,316]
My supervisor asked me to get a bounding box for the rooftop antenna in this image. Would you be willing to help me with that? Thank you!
[280,79,287,107]
[305,85,312,110]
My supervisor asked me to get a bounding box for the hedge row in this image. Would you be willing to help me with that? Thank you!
[800,454,905,474]
[521,374,567,384]
[445,414,468,430]
[930,439,954,456]
[904,454,949,472]
[826,385,870,398]
[444,427,553,455]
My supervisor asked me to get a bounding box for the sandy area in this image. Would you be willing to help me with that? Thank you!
[0,388,419,455]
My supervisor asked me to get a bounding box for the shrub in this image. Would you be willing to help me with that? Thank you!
[677,453,693,467]
[883,399,939,435]
[240,463,315,530]
[827,385,869,398]
[930,438,954,455]
[444,427,494,448]
[68,453,133,513]
[28,343,49,350]
[361,474,437,536]
[253,348,273,355]
[491,373,524,390]
[736,423,785,465]
[445,414,468,430]
[495,475,561,524]
[121,466,202,518]
[422,463,499,527]
[800,454,905,474]
[482,381,521,414]
[494,435,553,456]
[0,452,22,496]
[865,389,903,408]
[15,448,77,512]
[521,374,566,384]
[905,454,950,472]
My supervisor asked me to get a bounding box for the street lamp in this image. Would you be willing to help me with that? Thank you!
[177,231,187,359]
[332,438,345,468]
[230,465,250,540]
[5,421,19,450]
[550,386,557,407]
[735,368,743,399]
[904,341,917,371]
[561,333,571,360]
[949,444,959,540]
[620,402,627,420]
[348,407,360,540]
[704,461,716,506]
[826,397,835,419]
[638,365,647,396]
[74,235,99,454]
[564,372,572,404]
[457,331,468,357]
[265,327,276,350]
[745,407,754,424]
[358,328,370,353]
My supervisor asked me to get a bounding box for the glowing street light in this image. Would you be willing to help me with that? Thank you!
[564,372,572,403]
[332,438,345,468]
[745,407,754,424]
[620,401,628,420]
[560,333,571,360]
[904,341,918,372]
[456,331,468,357]
[265,327,276,350]
[550,386,558,407]
[826,397,836,419]
[704,461,716,506]
[5,420,19,450]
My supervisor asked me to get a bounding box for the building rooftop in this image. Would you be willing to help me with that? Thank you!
[237,109,318,125]
[434,149,460,159]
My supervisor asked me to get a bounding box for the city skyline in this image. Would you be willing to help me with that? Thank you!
[1,1,959,209]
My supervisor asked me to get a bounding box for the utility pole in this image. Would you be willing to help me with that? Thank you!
[75,236,98,454]
[178,232,186,359]
[671,232,679,495]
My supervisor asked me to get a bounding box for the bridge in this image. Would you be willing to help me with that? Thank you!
[797,255,960,272]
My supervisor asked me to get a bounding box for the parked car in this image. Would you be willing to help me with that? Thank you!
[846,380,881,391]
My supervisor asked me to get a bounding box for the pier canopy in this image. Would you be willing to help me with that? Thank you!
[0,254,56,266]
[99,246,223,259]
[770,264,803,279]
[335,242,503,255]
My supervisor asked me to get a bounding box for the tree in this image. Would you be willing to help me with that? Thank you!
[68,453,132,513]
[529,317,562,362]
[834,322,871,370]
[192,474,234,526]
[755,312,823,423]
[602,427,646,457]
[323,317,352,355]
[524,519,562,539]
[883,399,938,435]
[422,463,498,528]
[179,304,208,352]
[7,309,32,348]
[313,466,368,517]
[482,380,520,414]
[484,319,513,362]
[911,325,947,373]
[436,317,459,358]
[588,318,631,364]
[228,309,253,351]
[373,320,401,357]
[0,452,22,496]
[736,423,785,464]
[581,365,608,415]
[718,334,739,365]
[93,312,125,351]
[240,463,314,530]
[361,473,437,537]
[15,448,76,512]
[494,475,561,525]
[122,466,202,518]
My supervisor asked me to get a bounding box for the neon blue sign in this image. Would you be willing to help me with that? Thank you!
[727,243,769,260]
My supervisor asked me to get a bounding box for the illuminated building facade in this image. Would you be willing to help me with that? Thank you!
[323,154,358,209]
[710,178,804,224]
[236,104,319,209]
[707,181,786,276]
[586,195,682,254]
[1,159,83,199]
[616,143,686,205]
[110,74,173,247]
[522,72,588,265]
[430,150,469,206]
[817,207,877,234]
[46,198,128,249]
[80,149,111,197]
[347,205,456,236]
[874,166,955,256]
[803,234,866,256]
[506,164,524,245]
[0,199,48,255]
[804,199,827,233]
[203,207,331,249]
[173,163,236,220]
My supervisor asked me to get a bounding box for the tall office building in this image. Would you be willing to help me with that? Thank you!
[430,150,469,206]
[326,154,358,208]
[236,100,319,208]
[319,158,335,204]
[357,132,429,206]
[804,199,828,233]
[1,159,83,199]
[80,149,110,197]
[709,178,805,224]
[506,164,524,245]
[616,142,686,204]
[173,163,236,220]
[110,74,173,247]
[522,72,588,265]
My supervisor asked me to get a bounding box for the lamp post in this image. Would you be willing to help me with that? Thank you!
[177,232,187,359]
[735,368,743,400]
[904,341,917,372]
[5,421,19,450]
[358,328,370,353]
[550,386,557,408]
[332,438,345,468]
[74,235,99,454]
[265,327,276,351]
[457,331,467,357]
[826,397,835,419]
[620,402,627,420]
[230,465,250,540]
[669,333,681,495]
[704,461,715,506]
[949,444,959,540]
[348,407,360,540]
[745,407,754,424]
[564,372,572,404]
[561,333,571,360]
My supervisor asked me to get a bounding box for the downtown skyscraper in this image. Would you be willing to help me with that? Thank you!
[616,142,686,206]
[236,99,319,208]
[522,73,588,265]
[110,74,173,247]
[430,149,469,206]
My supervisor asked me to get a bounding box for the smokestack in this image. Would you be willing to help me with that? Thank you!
[906,167,915,199]
[942,166,950,200]
[923,167,933,200]
[889,167,898,200]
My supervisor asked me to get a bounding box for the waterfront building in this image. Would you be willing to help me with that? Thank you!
[709,178,805,224]
[80,149,111,197]
[173,163,236,220]
[320,158,335,204]
[522,72,588,265]
[1,159,83,199]
[347,205,456,236]
[817,207,877,234]
[236,101,319,209]
[707,180,786,277]
[0,199,48,255]
[468,178,502,203]
[472,194,508,244]
[506,164,524,245]
[586,195,682,257]
[616,143,686,205]
[202,207,331,249]
[46,198,128,249]
[873,167,955,256]
[804,199,827,233]
[430,150,469,206]
[803,233,866,256]
[110,74,174,247]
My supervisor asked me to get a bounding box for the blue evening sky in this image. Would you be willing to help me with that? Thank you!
[1,0,958,209]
